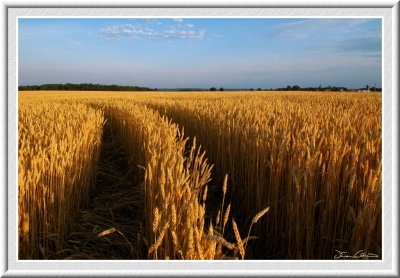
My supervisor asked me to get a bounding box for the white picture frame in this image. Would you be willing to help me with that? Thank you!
[1,1,399,277]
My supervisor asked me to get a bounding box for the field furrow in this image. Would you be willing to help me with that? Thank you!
[53,119,145,259]
[94,99,247,259]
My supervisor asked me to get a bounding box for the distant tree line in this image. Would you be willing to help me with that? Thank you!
[271,85,381,92]
[18,83,156,91]
[208,85,382,92]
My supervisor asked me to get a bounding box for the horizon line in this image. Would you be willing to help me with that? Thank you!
[18,83,381,90]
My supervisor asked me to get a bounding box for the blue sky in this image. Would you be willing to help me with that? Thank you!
[18,18,382,89]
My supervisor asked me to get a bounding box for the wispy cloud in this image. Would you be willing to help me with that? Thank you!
[273,19,378,41]
[304,36,381,58]
[336,36,381,53]
[98,23,205,40]
[173,18,183,23]
[273,19,381,59]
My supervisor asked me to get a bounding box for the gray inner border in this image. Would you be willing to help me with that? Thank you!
[4,4,400,278]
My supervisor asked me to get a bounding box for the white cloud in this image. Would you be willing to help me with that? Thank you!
[186,23,194,28]
[99,23,205,40]
[173,18,183,23]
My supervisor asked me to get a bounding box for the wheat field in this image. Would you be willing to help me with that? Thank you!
[18,91,382,260]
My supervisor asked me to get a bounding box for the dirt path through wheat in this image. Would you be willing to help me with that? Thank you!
[53,119,145,259]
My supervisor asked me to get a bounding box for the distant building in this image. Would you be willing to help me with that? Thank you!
[357,84,371,92]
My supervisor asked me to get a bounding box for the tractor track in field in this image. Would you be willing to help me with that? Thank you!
[52,119,146,260]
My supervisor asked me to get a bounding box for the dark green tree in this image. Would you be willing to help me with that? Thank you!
[18,83,155,91]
